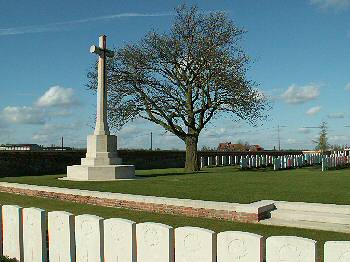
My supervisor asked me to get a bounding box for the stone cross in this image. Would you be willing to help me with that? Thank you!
[90,35,114,135]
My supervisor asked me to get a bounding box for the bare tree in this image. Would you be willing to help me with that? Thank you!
[87,5,269,171]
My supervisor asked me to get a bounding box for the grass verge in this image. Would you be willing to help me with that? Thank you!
[1,166,350,204]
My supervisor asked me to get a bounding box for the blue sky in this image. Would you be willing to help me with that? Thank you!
[0,0,350,150]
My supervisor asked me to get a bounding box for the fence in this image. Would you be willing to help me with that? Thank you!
[0,205,349,262]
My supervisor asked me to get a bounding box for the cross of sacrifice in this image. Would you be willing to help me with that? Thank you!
[90,35,114,136]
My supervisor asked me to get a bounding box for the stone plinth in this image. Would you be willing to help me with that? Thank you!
[66,134,135,181]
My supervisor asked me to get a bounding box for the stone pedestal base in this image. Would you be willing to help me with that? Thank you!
[65,133,135,181]
[66,164,135,181]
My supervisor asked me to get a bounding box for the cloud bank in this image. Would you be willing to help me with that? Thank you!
[0,86,77,125]
[0,106,46,124]
[310,0,350,10]
[328,112,345,118]
[281,84,320,104]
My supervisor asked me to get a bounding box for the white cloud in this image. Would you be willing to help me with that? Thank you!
[310,0,350,10]
[298,127,312,134]
[327,112,345,118]
[32,134,49,142]
[281,84,320,104]
[35,86,76,107]
[306,106,322,116]
[345,82,350,91]
[32,122,86,146]
[0,106,46,124]
[0,86,78,126]
[286,138,297,144]
[329,135,349,142]
[0,12,174,36]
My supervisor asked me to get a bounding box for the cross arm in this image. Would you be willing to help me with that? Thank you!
[90,45,114,57]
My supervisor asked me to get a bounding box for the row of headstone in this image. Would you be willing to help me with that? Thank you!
[273,155,307,171]
[200,153,328,171]
[0,204,349,262]
[322,155,350,171]
[200,155,276,169]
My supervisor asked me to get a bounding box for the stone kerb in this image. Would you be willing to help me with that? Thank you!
[2,205,23,261]
[266,236,317,262]
[136,222,175,262]
[324,241,350,262]
[75,214,104,262]
[175,227,216,262]
[48,211,75,262]
[217,231,263,262]
[104,218,136,262]
[22,207,47,262]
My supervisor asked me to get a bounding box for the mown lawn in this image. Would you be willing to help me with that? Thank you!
[1,166,350,204]
[0,191,349,261]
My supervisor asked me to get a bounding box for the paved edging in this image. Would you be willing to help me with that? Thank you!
[0,182,275,223]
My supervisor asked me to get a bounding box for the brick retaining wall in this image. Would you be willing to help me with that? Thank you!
[0,183,274,223]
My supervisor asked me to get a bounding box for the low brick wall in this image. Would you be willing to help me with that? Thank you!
[0,183,274,223]
[0,149,303,177]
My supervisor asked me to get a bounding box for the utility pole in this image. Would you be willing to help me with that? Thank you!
[277,125,287,151]
[61,137,64,150]
[277,125,281,151]
[150,132,153,151]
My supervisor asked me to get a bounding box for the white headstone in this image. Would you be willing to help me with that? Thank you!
[75,214,104,262]
[266,236,316,262]
[324,241,350,262]
[104,218,136,262]
[2,205,23,261]
[48,211,75,262]
[22,207,47,262]
[200,157,205,169]
[209,156,213,166]
[0,205,2,255]
[274,158,280,171]
[217,231,263,262]
[175,227,216,262]
[136,222,174,262]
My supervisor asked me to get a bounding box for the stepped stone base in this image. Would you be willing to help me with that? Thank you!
[66,134,135,181]
[66,164,135,181]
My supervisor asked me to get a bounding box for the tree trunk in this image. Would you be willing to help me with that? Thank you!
[185,135,200,171]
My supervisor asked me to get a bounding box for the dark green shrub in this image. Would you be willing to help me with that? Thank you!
[0,256,18,262]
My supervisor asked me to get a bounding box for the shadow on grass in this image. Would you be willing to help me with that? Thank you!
[136,171,209,178]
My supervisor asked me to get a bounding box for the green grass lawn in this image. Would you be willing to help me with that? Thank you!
[1,166,350,204]
[0,191,349,261]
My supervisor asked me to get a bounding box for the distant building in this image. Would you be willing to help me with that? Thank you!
[218,142,244,151]
[43,146,72,151]
[0,144,42,151]
[249,145,264,152]
[218,142,264,152]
